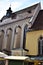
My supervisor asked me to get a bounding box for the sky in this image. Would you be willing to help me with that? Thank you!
[0,0,43,19]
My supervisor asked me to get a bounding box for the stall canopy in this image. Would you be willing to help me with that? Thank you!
[0,52,8,57]
[4,56,29,60]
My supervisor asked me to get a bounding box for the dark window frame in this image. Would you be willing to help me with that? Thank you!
[38,35,43,56]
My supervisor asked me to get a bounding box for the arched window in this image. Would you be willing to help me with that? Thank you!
[6,28,12,50]
[38,35,43,56]
[23,24,28,49]
[0,30,4,51]
[14,26,22,48]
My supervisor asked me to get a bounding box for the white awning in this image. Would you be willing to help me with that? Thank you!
[4,56,29,60]
[0,52,8,57]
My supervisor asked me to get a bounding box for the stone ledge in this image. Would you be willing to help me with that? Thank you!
[11,49,28,56]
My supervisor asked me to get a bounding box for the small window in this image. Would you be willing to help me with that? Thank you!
[11,13,17,19]
[27,10,32,13]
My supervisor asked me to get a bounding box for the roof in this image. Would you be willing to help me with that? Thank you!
[0,3,40,22]
[31,10,43,30]
[4,56,29,60]
[14,3,40,14]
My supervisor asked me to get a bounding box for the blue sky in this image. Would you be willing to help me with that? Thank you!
[0,0,43,19]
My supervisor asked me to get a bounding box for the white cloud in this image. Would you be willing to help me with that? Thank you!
[11,0,30,12]
[41,0,43,9]
[11,1,22,12]
[0,0,10,19]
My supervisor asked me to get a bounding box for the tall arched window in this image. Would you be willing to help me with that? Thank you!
[0,30,4,51]
[14,26,22,48]
[23,24,28,49]
[38,35,43,56]
[6,28,12,50]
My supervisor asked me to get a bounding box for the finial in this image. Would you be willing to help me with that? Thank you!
[10,4,11,8]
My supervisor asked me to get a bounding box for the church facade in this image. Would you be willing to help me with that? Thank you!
[0,3,41,56]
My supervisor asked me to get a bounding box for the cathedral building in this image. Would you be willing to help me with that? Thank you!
[0,3,41,56]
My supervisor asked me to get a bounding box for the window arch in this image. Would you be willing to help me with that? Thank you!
[6,28,12,50]
[14,26,22,48]
[23,24,28,49]
[38,35,43,56]
[0,30,4,51]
